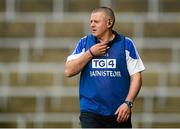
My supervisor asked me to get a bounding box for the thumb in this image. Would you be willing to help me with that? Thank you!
[114,108,119,115]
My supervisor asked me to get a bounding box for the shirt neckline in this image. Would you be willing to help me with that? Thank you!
[94,30,120,44]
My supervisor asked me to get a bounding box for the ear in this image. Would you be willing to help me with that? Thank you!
[107,19,112,28]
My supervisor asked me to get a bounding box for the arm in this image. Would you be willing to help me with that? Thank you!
[125,72,142,102]
[115,72,142,123]
[114,37,145,123]
[65,50,93,77]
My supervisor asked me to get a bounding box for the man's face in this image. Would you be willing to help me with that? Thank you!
[90,12,109,38]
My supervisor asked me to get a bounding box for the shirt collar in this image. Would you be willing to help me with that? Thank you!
[94,30,120,44]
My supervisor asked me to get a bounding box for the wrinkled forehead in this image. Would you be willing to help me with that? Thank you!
[90,11,108,20]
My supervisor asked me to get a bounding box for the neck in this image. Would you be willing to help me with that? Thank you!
[99,30,115,42]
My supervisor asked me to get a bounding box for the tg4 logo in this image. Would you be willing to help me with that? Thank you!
[92,59,116,68]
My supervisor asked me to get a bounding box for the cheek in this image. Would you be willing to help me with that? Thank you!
[100,24,108,31]
[98,23,107,29]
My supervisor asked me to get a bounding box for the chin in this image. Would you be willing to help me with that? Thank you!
[92,32,99,37]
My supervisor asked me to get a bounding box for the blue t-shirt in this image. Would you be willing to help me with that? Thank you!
[67,32,145,116]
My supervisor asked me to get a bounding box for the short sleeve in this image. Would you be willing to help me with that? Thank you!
[67,36,87,62]
[125,37,145,76]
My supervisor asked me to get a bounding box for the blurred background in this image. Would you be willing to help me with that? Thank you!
[0,0,180,128]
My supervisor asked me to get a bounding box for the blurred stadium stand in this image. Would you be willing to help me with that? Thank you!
[0,0,180,128]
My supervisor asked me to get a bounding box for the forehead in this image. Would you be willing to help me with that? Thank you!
[90,11,107,20]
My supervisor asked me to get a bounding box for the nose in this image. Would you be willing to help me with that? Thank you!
[90,21,95,28]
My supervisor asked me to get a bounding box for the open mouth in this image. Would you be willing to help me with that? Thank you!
[92,29,97,33]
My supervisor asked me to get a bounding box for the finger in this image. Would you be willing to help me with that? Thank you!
[119,110,127,123]
[100,41,109,45]
[98,46,107,51]
[121,113,129,123]
[120,115,125,123]
[125,113,130,121]
[99,44,108,48]
[117,110,124,123]
[99,43,108,47]
[114,108,119,115]
[117,113,121,123]
[99,46,107,50]
[101,48,108,52]
[101,51,107,55]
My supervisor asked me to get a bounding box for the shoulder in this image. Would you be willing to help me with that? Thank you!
[74,36,88,50]
[124,37,138,59]
[124,37,135,50]
[78,34,94,44]
[78,36,88,46]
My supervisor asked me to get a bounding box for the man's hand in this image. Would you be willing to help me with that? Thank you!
[90,41,109,56]
[114,103,131,123]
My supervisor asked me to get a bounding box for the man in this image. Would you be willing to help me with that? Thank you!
[65,7,145,128]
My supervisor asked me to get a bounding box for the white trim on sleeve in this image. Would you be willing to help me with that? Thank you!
[67,48,85,62]
[126,50,145,76]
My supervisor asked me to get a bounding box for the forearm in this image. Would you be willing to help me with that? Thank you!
[65,50,93,77]
[125,72,142,102]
